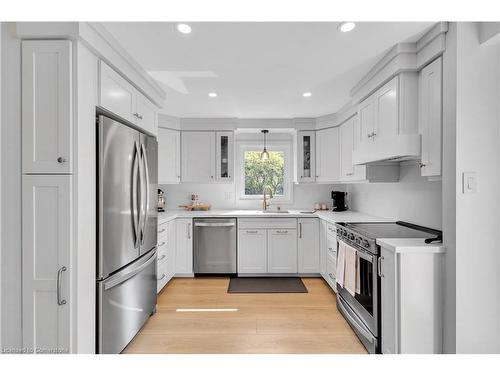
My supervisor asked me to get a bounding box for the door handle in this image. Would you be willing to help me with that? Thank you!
[57,266,67,306]
[140,143,150,245]
[104,250,157,290]
[137,142,145,247]
[132,141,140,249]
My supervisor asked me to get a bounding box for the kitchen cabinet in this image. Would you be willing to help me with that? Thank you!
[216,131,234,182]
[99,61,158,136]
[319,220,328,278]
[175,218,193,275]
[380,244,444,354]
[157,219,176,292]
[158,127,181,184]
[238,229,267,274]
[340,116,366,182]
[22,40,73,174]
[295,131,316,183]
[298,218,320,273]
[267,229,298,273]
[22,175,72,353]
[324,223,338,292]
[418,57,442,178]
[167,220,177,281]
[315,127,340,183]
[181,131,216,182]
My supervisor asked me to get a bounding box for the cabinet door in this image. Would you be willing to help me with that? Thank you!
[158,127,181,184]
[381,247,398,354]
[419,57,442,177]
[298,219,320,273]
[181,131,216,182]
[216,131,234,182]
[316,127,340,183]
[99,61,136,123]
[296,131,316,183]
[358,97,375,144]
[167,220,177,280]
[135,93,158,136]
[319,220,328,278]
[175,219,193,274]
[374,76,399,140]
[267,229,298,274]
[340,116,366,181]
[238,230,267,274]
[22,175,72,353]
[22,40,73,174]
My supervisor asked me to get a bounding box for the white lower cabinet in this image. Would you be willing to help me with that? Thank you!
[267,229,298,273]
[22,175,72,353]
[175,218,193,275]
[298,219,320,273]
[319,220,328,278]
[156,219,177,293]
[238,229,267,274]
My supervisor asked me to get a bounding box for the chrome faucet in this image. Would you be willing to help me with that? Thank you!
[262,186,274,211]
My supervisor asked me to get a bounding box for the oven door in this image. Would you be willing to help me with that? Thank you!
[337,242,379,338]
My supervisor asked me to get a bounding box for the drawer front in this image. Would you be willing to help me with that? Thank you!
[157,260,168,293]
[326,251,337,281]
[157,222,168,239]
[238,218,297,229]
[326,222,336,236]
[157,240,168,265]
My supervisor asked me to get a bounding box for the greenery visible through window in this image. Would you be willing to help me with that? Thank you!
[244,151,285,196]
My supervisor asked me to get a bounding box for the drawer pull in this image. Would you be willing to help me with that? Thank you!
[158,241,166,247]
[329,273,335,280]
[158,254,166,261]
[276,230,289,234]
[158,228,166,234]
[246,230,258,234]
[157,273,166,281]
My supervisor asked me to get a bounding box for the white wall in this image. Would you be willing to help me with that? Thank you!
[455,23,500,353]
[346,163,443,229]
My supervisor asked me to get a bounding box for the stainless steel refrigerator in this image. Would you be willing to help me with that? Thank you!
[96,113,158,354]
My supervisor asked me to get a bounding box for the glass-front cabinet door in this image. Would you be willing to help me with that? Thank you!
[296,131,316,183]
[216,131,234,182]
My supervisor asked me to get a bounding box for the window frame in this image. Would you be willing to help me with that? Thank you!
[236,140,293,203]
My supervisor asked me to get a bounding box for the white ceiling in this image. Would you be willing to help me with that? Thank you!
[102,22,434,119]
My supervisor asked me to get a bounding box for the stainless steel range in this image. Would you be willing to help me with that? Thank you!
[335,221,441,354]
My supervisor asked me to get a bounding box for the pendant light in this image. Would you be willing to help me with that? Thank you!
[260,130,269,160]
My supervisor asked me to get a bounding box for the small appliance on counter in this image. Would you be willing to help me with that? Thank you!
[157,189,166,212]
[331,191,348,212]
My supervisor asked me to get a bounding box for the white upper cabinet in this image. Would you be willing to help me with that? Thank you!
[419,57,442,178]
[181,131,216,182]
[374,77,399,139]
[340,116,366,182]
[298,219,320,273]
[295,131,316,183]
[315,127,340,183]
[99,61,158,136]
[22,40,73,174]
[216,131,234,182]
[358,98,375,144]
[22,175,72,353]
[158,127,181,184]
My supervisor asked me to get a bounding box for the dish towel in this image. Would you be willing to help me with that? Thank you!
[336,241,346,288]
[343,242,357,297]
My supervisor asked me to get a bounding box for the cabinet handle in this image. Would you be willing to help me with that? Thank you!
[158,241,166,247]
[158,228,166,234]
[246,230,258,234]
[299,223,303,238]
[346,172,354,176]
[158,254,166,261]
[419,162,427,168]
[328,273,335,280]
[157,273,166,281]
[57,157,66,163]
[187,223,191,239]
[57,266,67,306]
[378,256,383,278]
[133,112,143,120]
[276,230,289,234]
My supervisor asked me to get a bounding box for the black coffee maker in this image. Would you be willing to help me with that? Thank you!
[331,191,348,212]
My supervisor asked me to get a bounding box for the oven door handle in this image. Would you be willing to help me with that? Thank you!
[337,295,376,344]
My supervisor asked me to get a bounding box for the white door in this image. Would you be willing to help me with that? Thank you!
[267,229,298,274]
[340,116,366,181]
[167,220,177,280]
[381,247,398,354]
[298,219,320,273]
[374,76,399,140]
[296,131,316,183]
[158,127,181,184]
[22,40,73,174]
[181,131,216,182]
[22,175,72,353]
[135,92,158,136]
[175,219,193,274]
[358,97,375,144]
[319,220,327,278]
[316,127,340,183]
[216,131,234,182]
[99,61,136,123]
[238,229,267,274]
[419,57,442,177]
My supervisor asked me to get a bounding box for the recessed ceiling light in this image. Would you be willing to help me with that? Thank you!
[302,92,312,97]
[339,22,356,33]
[208,92,218,98]
[176,23,192,34]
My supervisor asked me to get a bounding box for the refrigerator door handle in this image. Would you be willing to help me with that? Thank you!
[132,141,141,249]
[103,249,157,290]
[140,143,150,245]
[137,143,145,245]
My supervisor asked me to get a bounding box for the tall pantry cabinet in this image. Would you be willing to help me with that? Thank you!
[21,40,73,353]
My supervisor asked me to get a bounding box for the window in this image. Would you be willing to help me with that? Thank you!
[237,141,292,202]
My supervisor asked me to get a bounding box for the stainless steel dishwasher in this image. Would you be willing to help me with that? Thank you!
[193,218,237,275]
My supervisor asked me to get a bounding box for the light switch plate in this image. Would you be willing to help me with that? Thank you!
[462,172,477,194]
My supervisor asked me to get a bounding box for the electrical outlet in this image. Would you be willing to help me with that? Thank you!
[462,172,477,194]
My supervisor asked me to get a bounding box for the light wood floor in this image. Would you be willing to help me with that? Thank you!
[123,277,367,354]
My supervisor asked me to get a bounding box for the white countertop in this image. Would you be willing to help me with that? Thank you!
[376,238,445,254]
[158,209,390,225]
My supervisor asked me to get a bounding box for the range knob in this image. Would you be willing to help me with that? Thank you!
[348,233,355,240]
[355,237,361,244]
[363,240,370,248]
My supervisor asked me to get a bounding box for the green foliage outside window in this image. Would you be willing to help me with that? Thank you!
[244,151,285,196]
